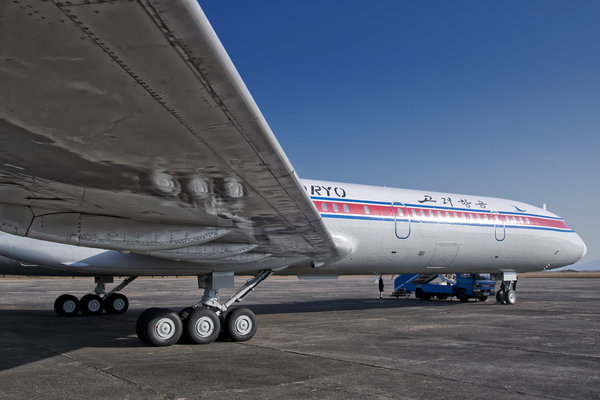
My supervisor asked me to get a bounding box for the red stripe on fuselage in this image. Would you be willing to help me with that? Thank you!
[313,200,571,231]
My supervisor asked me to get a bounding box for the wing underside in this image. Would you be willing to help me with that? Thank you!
[0,0,339,272]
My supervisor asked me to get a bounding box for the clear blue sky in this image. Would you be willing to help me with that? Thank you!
[200,1,600,263]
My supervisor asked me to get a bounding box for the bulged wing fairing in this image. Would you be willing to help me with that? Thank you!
[0,1,339,270]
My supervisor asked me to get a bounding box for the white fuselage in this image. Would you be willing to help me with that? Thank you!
[0,179,586,276]
[300,179,586,275]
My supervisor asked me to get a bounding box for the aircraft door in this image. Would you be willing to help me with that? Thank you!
[492,211,505,241]
[392,201,411,239]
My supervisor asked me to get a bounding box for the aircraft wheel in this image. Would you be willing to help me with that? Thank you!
[226,308,257,342]
[54,294,79,316]
[136,307,161,344]
[506,290,517,305]
[80,294,104,315]
[457,289,469,303]
[496,290,507,304]
[143,308,182,347]
[185,308,220,344]
[104,293,129,314]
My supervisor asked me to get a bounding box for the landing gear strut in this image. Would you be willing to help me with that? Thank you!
[53,276,137,316]
[137,270,273,347]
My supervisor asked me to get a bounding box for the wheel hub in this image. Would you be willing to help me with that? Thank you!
[88,299,101,312]
[194,316,215,337]
[234,315,252,335]
[113,299,125,311]
[63,300,77,313]
[154,318,176,339]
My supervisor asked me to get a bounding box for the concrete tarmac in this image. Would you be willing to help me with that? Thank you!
[0,276,598,399]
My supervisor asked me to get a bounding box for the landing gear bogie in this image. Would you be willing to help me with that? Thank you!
[138,270,272,347]
[53,276,136,316]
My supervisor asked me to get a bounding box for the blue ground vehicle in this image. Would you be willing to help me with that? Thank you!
[392,273,495,302]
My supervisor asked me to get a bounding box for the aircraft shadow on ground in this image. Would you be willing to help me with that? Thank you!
[248,297,465,315]
[0,297,469,371]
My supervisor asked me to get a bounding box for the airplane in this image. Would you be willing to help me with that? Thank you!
[0,1,586,346]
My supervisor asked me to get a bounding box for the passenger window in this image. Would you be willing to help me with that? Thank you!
[453,212,458,219]
[332,203,339,212]
[526,217,531,224]
[364,205,370,214]
[343,204,350,213]
[428,210,434,217]
[445,212,450,219]
[420,210,425,217]
[411,209,418,217]
[518,217,523,224]
[321,203,328,212]
[397,208,404,217]
[469,214,474,221]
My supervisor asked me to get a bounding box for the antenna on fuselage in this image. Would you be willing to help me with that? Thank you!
[543,203,547,211]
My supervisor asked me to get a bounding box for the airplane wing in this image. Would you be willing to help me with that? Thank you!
[0,1,341,271]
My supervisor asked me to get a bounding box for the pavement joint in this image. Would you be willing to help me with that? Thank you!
[26,341,174,400]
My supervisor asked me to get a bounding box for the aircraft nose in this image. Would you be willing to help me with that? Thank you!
[571,233,587,261]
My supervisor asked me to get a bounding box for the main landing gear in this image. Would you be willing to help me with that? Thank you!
[136,270,272,347]
[54,276,137,316]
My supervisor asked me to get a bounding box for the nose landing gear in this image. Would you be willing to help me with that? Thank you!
[493,272,517,305]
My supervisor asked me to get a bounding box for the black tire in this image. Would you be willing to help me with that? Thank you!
[422,293,431,301]
[143,308,182,347]
[80,294,103,315]
[457,289,469,303]
[184,308,220,344]
[496,290,507,304]
[136,307,161,344]
[226,308,257,342]
[506,290,517,305]
[478,296,488,302]
[104,293,129,314]
[54,294,79,316]
[177,307,196,343]
[179,306,195,321]
[437,295,448,300]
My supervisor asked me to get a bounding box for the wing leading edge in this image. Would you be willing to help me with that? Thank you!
[0,0,340,270]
